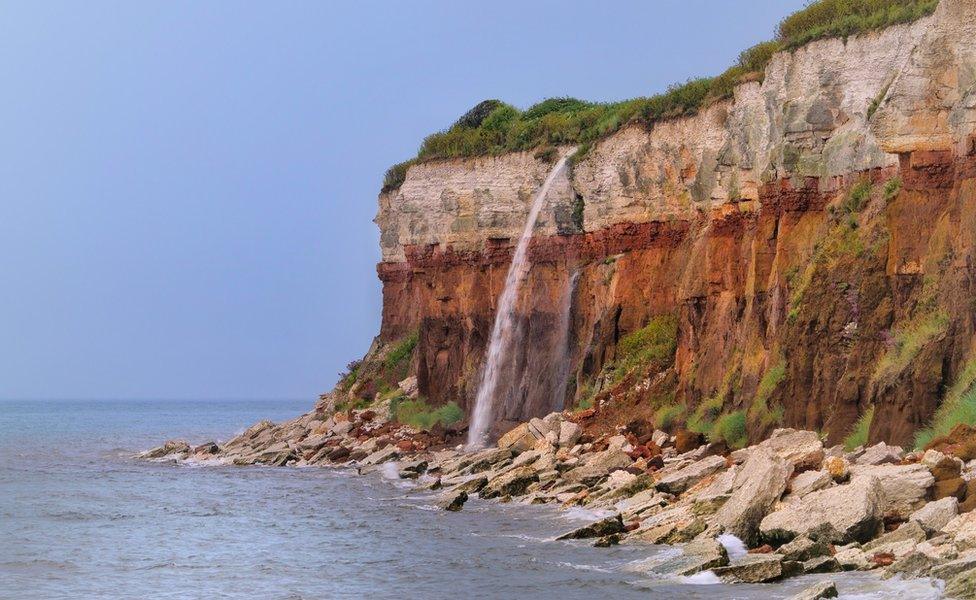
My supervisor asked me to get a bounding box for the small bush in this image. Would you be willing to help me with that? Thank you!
[778,0,938,50]
[390,397,463,430]
[843,180,872,214]
[337,360,362,391]
[617,314,679,372]
[712,410,748,448]
[384,331,419,371]
[688,396,724,435]
[748,360,787,429]
[844,405,875,450]
[883,177,901,202]
[872,309,949,383]
[382,160,415,192]
[654,404,686,430]
[914,359,976,449]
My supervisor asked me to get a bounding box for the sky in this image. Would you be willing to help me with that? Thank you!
[0,0,806,401]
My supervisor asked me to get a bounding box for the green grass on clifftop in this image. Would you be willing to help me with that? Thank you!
[381,0,937,190]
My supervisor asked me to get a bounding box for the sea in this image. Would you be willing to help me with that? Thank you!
[0,399,948,599]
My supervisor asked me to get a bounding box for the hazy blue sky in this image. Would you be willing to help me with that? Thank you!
[0,1,805,400]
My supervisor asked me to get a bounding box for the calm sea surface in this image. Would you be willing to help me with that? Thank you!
[0,400,947,599]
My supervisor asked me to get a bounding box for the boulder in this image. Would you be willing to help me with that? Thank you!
[759,475,884,544]
[850,463,934,518]
[961,479,976,513]
[556,514,624,540]
[713,554,784,583]
[778,536,831,562]
[397,460,428,479]
[497,423,536,454]
[438,489,468,511]
[824,456,850,482]
[931,552,976,581]
[360,446,399,466]
[193,441,219,455]
[527,417,551,440]
[863,520,927,551]
[452,474,489,495]
[651,429,669,448]
[835,545,872,571]
[636,536,728,576]
[655,455,726,494]
[757,429,824,471]
[934,476,967,501]
[803,555,840,574]
[713,447,792,545]
[882,551,936,579]
[674,429,705,453]
[397,375,418,398]
[945,566,976,599]
[789,469,833,498]
[558,421,581,448]
[480,466,539,499]
[910,497,959,534]
[563,449,633,485]
[856,442,904,466]
[945,512,976,550]
[140,440,191,459]
[788,581,838,600]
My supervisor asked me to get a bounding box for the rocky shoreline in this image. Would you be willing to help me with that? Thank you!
[143,403,976,599]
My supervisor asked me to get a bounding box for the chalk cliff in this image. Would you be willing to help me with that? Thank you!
[345,0,976,447]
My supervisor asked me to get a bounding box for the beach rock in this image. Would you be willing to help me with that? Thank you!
[398,460,428,478]
[713,554,784,583]
[638,536,728,576]
[655,455,726,494]
[789,469,833,498]
[563,449,632,485]
[778,536,831,562]
[882,551,936,579]
[910,497,959,534]
[480,466,539,499]
[452,474,489,495]
[788,581,838,600]
[935,476,968,501]
[593,534,621,547]
[193,441,219,455]
[945,566,976,599]
[558,421,581,448]
[141,440,191,459]
[803,555,840,574]
[556,514,624,540]
[824,456,850,482]
[850,463,934,518]
[863,520,927,552]
[713,447,792,545]
[651,430,669,448]
[931,553,976,581]
[835,545,872,570]
[360,446,399,466]
[497,423,536,454]
[438,489,468,511]
[856,442,904,466]
[759,475,884,544]
[757,429,824,471]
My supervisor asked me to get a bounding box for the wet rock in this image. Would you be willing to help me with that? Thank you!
[480,466,539,499]
[556,514,624,540]
[803,555,840,574]
[778,536,831,562]
[760,475,884,544]
[835,545,872,570]
[850,463,933,518]
[398,460,428,479]
[360,446,399,466]
[593,533,621,547]
[563,449,632,485]
[655,455,726,494]
[882,551,936,579]
[713,447,792,545]
[141,440,191,459]
[438,489,468,511]
[788,581,838,600]
[945,566,976,599]
[637,536,728,576]
[863,520,927,552]
[452,474,489,495]
[193,442,219,455]
[910,496,959,534]
[856,442,904,466]
[713,554,784,583]
[930,552,976,580]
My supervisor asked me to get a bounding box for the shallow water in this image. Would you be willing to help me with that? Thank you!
[0,400,948,599]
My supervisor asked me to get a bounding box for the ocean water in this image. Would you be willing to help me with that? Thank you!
[0,400,947,599]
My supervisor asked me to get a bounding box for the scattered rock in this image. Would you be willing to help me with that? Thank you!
[787,581,838,600]
[945,566,976,599]
[638,536,728,576]
[789,469,833,498]
[438,489,468,512]
[558,421,581,448]
[910,496,959,534]
[850,463,933,518]
[856,442,904,466]
[803,555,840,574]
[713,554,784,583]
[497,423,536,454]
[778,536,831,562]
[756,429,824,471]
[556,514,624,540]
[481,466,539,499]
[824,456,850,482]
[760,475,884,544]
[655,455,726,494]
[713,447,792,545]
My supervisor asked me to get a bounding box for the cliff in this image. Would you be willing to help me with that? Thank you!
[344,0,976,448]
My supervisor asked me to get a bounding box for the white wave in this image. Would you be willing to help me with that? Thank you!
[559,506,616,522]
[380,462,400,480]
[680,571,721,585]
[716,533,748,561]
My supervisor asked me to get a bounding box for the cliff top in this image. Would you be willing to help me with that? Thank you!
[382,0,939,192]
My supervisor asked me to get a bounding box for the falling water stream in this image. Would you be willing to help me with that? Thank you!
[467,152,573,449]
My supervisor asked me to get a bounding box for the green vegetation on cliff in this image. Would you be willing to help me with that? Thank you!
[390,396,463,430]
[382,0,937,189]
[914,359,976,449]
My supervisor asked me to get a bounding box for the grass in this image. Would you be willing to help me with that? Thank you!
[390,396,464,430]
[843,180,872,214]
[337,360,362,391]
[844,405,875,450]
[384,331,419,371]
[616,315,679,374]
[748,359,787,429]
[872,309,949,384]
[654,403,686,430]
[687,396,724,435]
[883,177,902,202]
[914,359,976,450]
[381,0,938,190]
[712,411,749,449]
[867,80,892,119]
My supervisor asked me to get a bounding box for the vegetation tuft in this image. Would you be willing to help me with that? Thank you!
[914,359,976,450]
[381,0,937,190]
[384,331,419,372]
[748,360,787,430]
[844,405,875,450]
[390,396,464,430]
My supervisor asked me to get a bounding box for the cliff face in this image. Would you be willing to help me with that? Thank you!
[365,0,976,446]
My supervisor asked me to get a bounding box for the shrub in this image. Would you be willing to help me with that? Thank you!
[883,177,901,202]
[748,360,787,429]
[872,309,949,384]
[688,396,724,435]
[914,359,976,449]
[382,160,415,192]
[712,410,748,448]
[337,359,362,391]
[844,405,875,450]
[384,331,419,371]
[390,396,463,430]
[843,180,872,214]
[654,404,686,430]
[381,0,937,181]
[618,314,679,369]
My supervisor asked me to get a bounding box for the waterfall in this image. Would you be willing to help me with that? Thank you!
[550,270,579,413]
[466,153,572,450]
